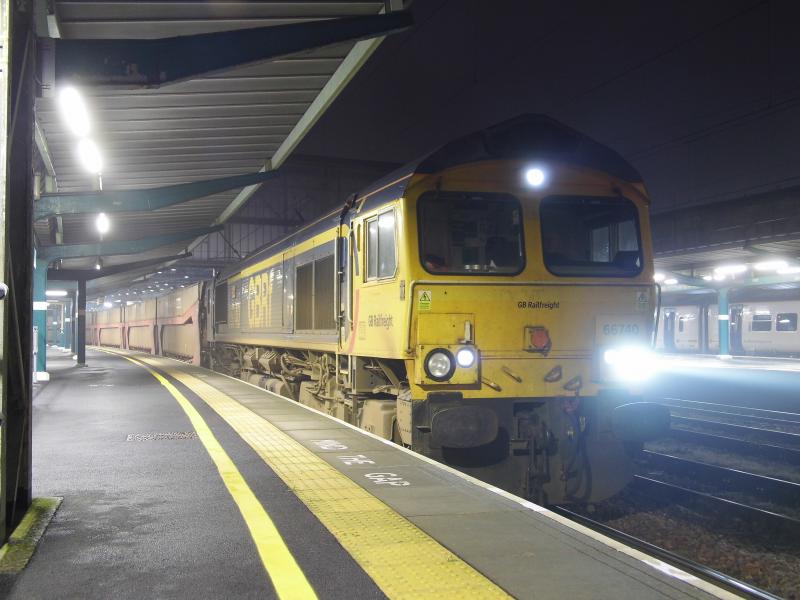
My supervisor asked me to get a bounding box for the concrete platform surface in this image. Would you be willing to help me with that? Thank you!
[5,349,737,599]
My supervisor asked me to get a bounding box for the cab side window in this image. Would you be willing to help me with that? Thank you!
[366,210,397,280]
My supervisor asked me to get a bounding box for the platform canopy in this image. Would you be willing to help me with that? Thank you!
[651,185,800,297]
[33,0,407,279]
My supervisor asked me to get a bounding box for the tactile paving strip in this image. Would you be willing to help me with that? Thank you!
[140,356,510,600]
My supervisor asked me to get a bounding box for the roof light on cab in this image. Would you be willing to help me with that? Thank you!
[524,167,546,187]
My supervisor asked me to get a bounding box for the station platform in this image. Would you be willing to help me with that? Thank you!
[6,348,737,600]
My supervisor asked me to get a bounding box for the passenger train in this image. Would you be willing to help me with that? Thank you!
[657,299,800,355]
[87,115,669,504]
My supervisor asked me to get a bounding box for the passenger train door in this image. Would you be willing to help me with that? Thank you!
[729,305,744,354]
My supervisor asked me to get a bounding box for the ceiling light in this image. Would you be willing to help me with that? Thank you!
[103,301,112,308]
[77,138,102,174]
[754,260,788,272]
[663,278,678,285]
[653,272,665,282]
[58,86,90,137]
[94,256,103,271]
[713,264,746,276]
[702,275,712,281]
[96,212,110,235]
[46,290,68,297]
[777,266,800,275]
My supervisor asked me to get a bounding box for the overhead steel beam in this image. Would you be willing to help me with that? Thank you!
[34,171,277,221]
[227,215,304,227]
[48,252,192,281]
[34,118,56,181]
[38,227,221,260]
[213,19,390,226]
[52,11,413,89]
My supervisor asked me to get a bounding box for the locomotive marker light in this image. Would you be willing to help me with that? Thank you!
[524,167,546,187]
[603,345,656,382]
[456,347,476,368]
[424,348,456,381]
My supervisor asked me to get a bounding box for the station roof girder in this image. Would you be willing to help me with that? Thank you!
[34,0,408,286]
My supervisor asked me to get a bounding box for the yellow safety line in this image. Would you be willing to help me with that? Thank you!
[113,354,317,600]
[126,353,510,600]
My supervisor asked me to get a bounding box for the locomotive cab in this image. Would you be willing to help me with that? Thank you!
[347,157,670,504]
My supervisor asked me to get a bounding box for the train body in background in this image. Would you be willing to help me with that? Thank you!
[657,299,800,355]
[86,284,202,364]
[90,115,669,505]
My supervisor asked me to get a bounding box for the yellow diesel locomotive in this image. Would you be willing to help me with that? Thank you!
[207,115,669,504]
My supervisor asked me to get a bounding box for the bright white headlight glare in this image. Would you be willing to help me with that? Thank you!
[603,345,655,382]
[525,167,546,187]
[426,350,453,380]
[456,347,476,368]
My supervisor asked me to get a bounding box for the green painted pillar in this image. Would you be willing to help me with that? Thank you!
[32,259,49,377]
[718,287,730,356]
[64,299,74,352]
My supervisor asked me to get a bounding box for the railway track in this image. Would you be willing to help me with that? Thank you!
[638,450,800,511]
[660,397,800,423]
[631,475,800,539]
[670,415,800,448]
[550,505,781,600]
[666,427,800,465]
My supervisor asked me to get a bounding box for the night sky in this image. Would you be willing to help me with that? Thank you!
[298,0,800,214]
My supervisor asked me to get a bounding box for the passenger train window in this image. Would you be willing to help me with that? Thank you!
[366,210,397,280]
[418,191,524,275]
[751,314,772,332]
[678,316,685,333]
[540,196,642,277]
[776,313,798,332]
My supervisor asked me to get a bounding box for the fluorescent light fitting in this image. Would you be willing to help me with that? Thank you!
[96,212,110,234]
[754,260,787,272]
[58,86,90,137]
[663,278,678,285]
[46,290,68,297]
[77,138,102,174]
[777,266,800,275]
[713,264,746,275]
[653,272,665,282]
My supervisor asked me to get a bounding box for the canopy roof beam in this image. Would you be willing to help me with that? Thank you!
[34,171,277,221]
[51,11,413,89]
[39,226,221,261]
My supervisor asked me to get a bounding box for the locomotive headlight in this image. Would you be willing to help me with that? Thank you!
[456,347,476,368]
[425,349,455,381]
[525,167,546,187]
[603,345,656,382]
